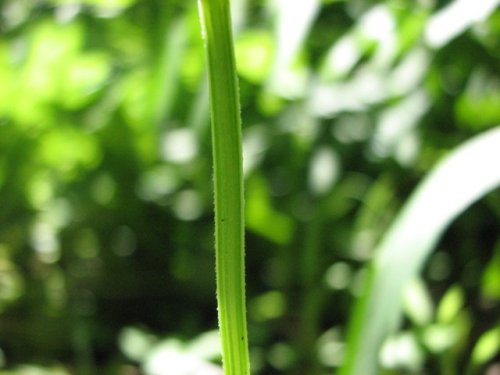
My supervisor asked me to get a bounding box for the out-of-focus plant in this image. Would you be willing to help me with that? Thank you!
[340,126,500,375]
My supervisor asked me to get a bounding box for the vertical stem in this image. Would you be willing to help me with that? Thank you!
[197,1,250,374]
[297,206,324,375]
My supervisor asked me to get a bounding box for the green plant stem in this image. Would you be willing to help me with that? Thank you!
[296,204,325,375]
[197,1,250,375]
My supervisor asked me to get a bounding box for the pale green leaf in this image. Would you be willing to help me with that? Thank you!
[340,126,500,375]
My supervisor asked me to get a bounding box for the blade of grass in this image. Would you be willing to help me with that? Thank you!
[267,0,320,97]
[149,13,187,129]
[340,126,500,375]
[197,1,250,375]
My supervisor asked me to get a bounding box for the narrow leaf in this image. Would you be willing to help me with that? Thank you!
[340,126,500,375]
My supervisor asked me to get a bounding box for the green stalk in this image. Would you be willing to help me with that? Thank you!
[197,1,250,375]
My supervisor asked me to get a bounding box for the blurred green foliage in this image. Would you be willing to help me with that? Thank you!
[0,0,499,374]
